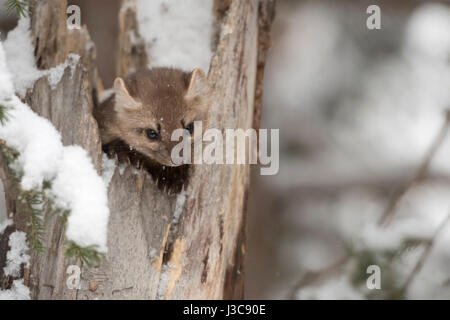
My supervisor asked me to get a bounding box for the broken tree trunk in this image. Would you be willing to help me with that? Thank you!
[0,0,274,299]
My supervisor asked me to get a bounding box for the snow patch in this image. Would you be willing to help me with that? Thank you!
[3,231,30,277]
[3,18,81,97]
[0,96,64,190]
[51,147,109,252]
[3,18,42,97]
[46,54,80,89]
[0,39,109,252]
[0,279,30,300]
[136,0,213,72]
[0,40,14,99]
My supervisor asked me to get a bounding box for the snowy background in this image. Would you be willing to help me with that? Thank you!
[246,0,450,299]
[1,0,450,300]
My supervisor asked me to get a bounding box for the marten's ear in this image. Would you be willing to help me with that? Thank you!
[186,68,209,99]
[114,77,141,114]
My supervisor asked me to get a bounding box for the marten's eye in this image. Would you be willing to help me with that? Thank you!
[145,128,159,140]
[185,122,194,135]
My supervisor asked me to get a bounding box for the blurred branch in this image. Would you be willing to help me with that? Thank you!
[290,110,450,299]
[401,212,450,292]
[288,255,350,300]
[379,109,450,227]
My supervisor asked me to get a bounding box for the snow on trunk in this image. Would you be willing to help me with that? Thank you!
[0,37,109,252]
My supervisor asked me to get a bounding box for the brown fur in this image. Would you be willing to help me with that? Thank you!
[94,67,211,192]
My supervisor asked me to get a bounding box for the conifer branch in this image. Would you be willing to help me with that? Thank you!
[65,241,105,268]
[1,105,104,266]
[19,190,46,252]
[0,104,9,125]
[4,0,33,18]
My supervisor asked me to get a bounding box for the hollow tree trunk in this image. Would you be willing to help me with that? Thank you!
[0,0,274,299]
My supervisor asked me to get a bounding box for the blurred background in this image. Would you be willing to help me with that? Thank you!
[247,0,450,299]
[1,0,450,299]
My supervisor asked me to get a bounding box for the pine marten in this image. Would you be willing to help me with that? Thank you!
[93,67,211,193]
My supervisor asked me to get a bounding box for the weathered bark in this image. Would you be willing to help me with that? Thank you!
[116,0,148,78]
[0,0,274,299]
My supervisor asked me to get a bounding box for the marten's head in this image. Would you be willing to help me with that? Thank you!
[112,67,211,167]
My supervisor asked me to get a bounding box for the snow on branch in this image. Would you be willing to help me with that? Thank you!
[3,18,80,98]
[0,279,30,300]
[0,24,109,253]
[136,0,213,72]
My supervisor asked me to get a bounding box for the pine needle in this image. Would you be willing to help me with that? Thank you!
[0,105,9,125]
[0,106,105,266]
[5,0,33,18]
[65,241,105,268]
